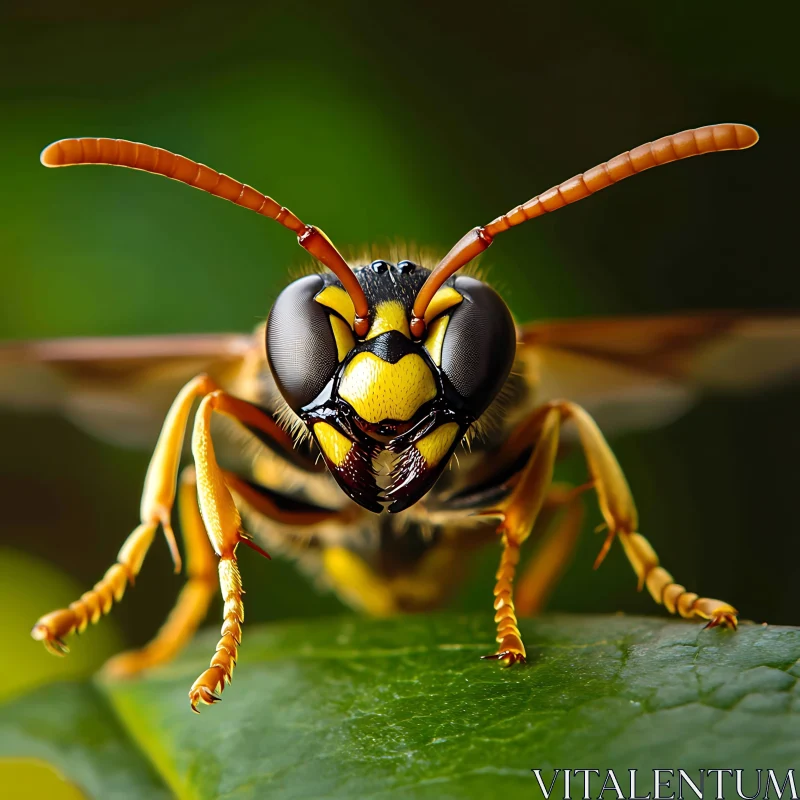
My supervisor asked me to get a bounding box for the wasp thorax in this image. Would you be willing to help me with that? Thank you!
[266,264,517,513]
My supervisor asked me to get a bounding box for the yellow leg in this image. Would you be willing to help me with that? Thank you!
[187,391,253,713]
[31,374,220,655]
[31,523,157,656]
[102,466,217,678]
[482,535,526,664]
[480,401,738,666]
[562,401,738,629]
[481,406,563,665]
[514,483,588,617]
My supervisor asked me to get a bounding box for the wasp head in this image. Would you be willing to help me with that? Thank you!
[266,259,516,513]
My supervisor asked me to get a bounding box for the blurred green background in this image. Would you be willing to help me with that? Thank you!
[0,1,798,692]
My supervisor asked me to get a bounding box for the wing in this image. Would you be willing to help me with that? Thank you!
[517,313,800,436]
[0,331,262,448]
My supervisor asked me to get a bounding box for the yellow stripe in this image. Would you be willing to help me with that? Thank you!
[415,422,459,467]
[367,300,410,339]
[315,286,355,327]
[339,352,436,423]
[424,286,462,323]
[323,548,398,616]
[424,315,449,366]
[313,422,352,466]
[329,314,355,361]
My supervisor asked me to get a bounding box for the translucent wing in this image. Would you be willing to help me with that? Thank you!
[517,314,800,435]
[0,331,261,447]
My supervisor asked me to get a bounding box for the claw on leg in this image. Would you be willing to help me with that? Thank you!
[189,667,226,713]
[478,399,743,675]
[482,536,529,668]
[31,620,70,656]
[481,650,527,666]
[31,375,222,665]
[621,533,739,629]
[31,524,154,657]
[700,603,739,631]
[31,609,75,655]
[186,557,243,713]
[481,408,562,669]
[186,392,248,712]
[101,468,219,681]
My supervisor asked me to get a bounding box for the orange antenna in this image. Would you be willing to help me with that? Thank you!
[410,123,759,338]
[41,138,371,337]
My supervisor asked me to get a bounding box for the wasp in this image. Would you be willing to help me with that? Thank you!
[4,123,797,712]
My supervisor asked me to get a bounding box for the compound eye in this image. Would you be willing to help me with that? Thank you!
[266,275,340,411]
[396,260,417,274]
[439,276,516,418]
[370,260,391,274]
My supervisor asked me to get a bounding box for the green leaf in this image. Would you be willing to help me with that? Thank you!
[2,614,800,799]
[0,683,171,799]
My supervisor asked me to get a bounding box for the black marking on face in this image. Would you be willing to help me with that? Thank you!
[364,330,417,364]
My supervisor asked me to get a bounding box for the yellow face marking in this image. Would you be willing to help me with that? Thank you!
[329,314,355,361]
[313,422,352,466]
[339,352,436,423]
[315,286,355,327]
[366,300,411,340]
[415,422,459,467]
[424,286,462,323]
[424,315,449,366]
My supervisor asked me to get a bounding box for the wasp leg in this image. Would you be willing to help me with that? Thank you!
[223,470,356,530]
[479,401,738,666]
[559,401,738,630]
[31,373,221,656]
[102,466,217,678]
[185,391,252,712]
[479,406,563,665]
[513,482,590,618]
[186,389,313,711]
